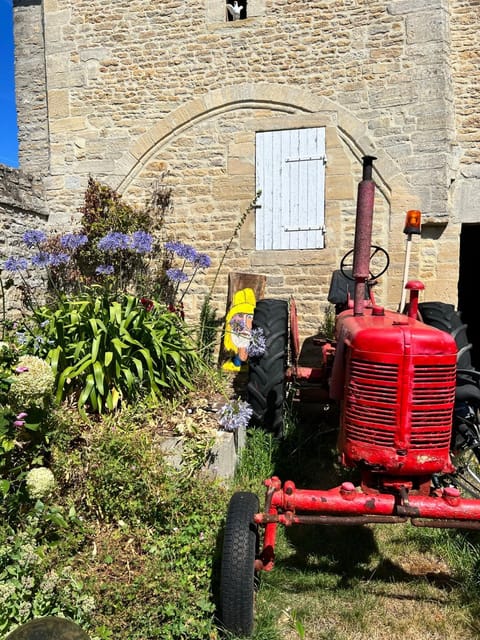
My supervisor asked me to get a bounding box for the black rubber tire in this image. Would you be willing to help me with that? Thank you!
[418,301,472,369]
[219,491,260,637]
[247,299,288,435]
[419,302,480,496]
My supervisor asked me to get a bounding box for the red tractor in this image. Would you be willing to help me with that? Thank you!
[219,156,480,637]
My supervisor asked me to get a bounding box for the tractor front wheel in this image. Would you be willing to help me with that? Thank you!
[219,491,260,637]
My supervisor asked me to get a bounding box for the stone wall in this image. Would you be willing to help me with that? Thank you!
[17,1,454,221]
[450,0,480,223]
[10,0,478,338]
[0,165,49,315]
[13,0,49,179]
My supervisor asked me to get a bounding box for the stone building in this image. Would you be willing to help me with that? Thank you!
[8,0,480,361]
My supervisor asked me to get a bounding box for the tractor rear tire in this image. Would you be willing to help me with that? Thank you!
[419,302,480,497]
[418,301,472,369]
[219,491,259,637]
[247,299,288,435]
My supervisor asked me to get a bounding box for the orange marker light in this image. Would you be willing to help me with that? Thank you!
[403,209,421,235]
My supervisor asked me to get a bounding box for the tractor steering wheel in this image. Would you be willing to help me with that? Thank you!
[340,245,390,282]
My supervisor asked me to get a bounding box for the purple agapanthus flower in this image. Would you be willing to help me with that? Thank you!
[178,244,197,262]
[97,231,130,252]
[166,268,189,283]
[164,241,183,254]
[95,264,115,275]
[48,252,71,267]
[247,327,267,358]
[60,233,88,251]
[164,241,197,263]
[218,399,253,432]
[31,251,50,267]
[130,230,153,254]
[3,257,28,272]
[23,230,47,248]
[194,252,211,269]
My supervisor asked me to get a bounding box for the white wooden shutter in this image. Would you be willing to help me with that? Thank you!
[255,127,326,250]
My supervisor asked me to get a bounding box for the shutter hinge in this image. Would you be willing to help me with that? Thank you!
[284,225,326,233]
[285,155,327,164]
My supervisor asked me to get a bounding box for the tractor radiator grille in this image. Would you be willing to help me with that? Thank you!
[410,364,456,449]
[345,360,398,447]
[345,359,456,450]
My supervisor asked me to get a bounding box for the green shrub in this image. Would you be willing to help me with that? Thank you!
[48,404,229,639]
[30,291,203,416]
[0,348,55,511]
[0,507,93,637]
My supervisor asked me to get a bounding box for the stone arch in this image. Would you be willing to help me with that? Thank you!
[116,82,409,200]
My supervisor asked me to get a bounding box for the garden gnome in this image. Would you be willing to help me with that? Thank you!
[223,287,256,371]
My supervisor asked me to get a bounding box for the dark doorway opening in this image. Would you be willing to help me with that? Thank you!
[458,224,480,369]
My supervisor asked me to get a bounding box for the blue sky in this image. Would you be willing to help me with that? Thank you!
[0,0,19,168]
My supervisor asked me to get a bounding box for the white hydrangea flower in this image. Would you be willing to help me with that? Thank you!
[25,467,56,500]
[9,355,55,411]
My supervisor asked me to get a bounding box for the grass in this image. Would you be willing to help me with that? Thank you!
[229,401,480,640]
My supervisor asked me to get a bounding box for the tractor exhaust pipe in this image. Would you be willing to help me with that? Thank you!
[353,155,377,316]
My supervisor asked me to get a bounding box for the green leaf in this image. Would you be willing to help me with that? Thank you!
[121,366,135,391]
[0,479,10,496]
[24,422,41,432]
[132,357,144,380]
[105,387,121,411]
[110,302,122,325]
[78,374,95,417]
[93,361,105,396]
[91,335,101,363]
[46,345,62,376]
[111,338,127,356]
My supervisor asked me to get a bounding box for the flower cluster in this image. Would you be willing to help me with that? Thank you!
[97,231,131,252]
[25,467,56,500]
[164,241,211,306]
[166,268,189,283]
[2,229,154,275]
[95,264,115,276]
[23,230,46,248]
[13,411,27,428]
[60,233,88,251]
[8,355,55,412]
[140,297,154,312]
[3,257,28,273]
[164,241,211,270]
[218,398,253,432]
[247,327,267,358]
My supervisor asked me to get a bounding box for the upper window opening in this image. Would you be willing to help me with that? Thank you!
[226,1,247,21]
